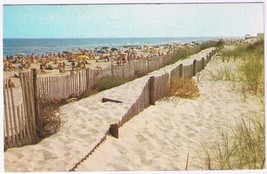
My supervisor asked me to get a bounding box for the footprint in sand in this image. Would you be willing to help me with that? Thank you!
[43,151,57,160]
[187,132,196,138]
[76,132,89,139]
[89,107,99,111]
[136,133,147,142]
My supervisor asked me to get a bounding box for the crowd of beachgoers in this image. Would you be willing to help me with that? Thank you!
[3,38,249,89]
[3,44,175,72]
[3,43,180,88]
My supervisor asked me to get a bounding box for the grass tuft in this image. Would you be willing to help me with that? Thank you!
[93,75,128,92]
[163,77,200,101]
[200,112,265,170]
[37,100,65,138]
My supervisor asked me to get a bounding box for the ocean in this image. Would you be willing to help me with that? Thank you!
[3,37,222,57]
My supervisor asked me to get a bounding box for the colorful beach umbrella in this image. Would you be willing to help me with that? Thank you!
[111,47,118,51]
[15,53,27,58]
[77,55,89,60]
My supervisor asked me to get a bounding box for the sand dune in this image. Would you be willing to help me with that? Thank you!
[76,56,262,171]
[5,48,262,172]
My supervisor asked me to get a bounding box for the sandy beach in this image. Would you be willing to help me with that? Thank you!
[3,47,208,171]
[4,47,263,172]
[3,3,264,173]
[76,54,263,171]
[4,44,261,172]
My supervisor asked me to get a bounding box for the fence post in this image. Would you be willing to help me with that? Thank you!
[201,57,205,69]
[85,68,90,90]
[193,59,197,76]
[111,64,114,76]
[32,68,40,132]
[109,123,119,138]
[179,64,183,78]
[149,76,155,105]
[147,60,150,73]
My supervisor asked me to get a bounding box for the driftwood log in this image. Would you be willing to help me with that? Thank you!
[102,98,123,103]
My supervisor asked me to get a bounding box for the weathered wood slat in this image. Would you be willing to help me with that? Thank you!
[6,85,15,147]
[10,87,19,146]
[17,105,23,145]
[4,86,11,149]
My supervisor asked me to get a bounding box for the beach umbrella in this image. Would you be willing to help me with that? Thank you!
[97,50,105,54]
[15,53,27,58]
[111,47,118,51]
[46,51,54,54]
[77,55,89,60]
[101,46,109,50]
[132,50,138,54]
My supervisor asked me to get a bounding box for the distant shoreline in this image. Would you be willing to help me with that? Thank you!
[3,36,243,40]
[3,37,242,57]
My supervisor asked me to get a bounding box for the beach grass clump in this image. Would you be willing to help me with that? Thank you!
[239,55,264,95]
[168,40,223,65]
[168,48,194,65]
[200,111,265,170]
[217,40,264,95]
[200,39,224,50]
[238,40,264,95]
[93,75,128,92]
[209,65,237,81]
[163,77,200,101]
[37,100,64,138]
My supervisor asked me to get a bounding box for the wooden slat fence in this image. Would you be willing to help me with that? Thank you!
[183,64,193,78]
[70,48,217,171]
[4,48,216,151]
[4,72,38,150]
[118,81,150,127]
[153,73,170,101]
[36,53,177,104]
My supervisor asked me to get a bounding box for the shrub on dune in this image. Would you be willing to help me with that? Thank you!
[163,77,200,101]
[93,75,128,92]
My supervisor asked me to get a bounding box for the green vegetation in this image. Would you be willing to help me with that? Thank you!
[169,40,224,65]
[217,40,264,95]
[239,56,264,95]
[209,65,237,81]
[200,111,265,170]
[93,75,128,92]
[198,40,265,170]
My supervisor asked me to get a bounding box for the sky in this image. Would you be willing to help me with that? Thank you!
[2,2,265,38]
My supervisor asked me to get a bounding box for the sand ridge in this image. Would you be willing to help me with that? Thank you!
[4,48,220,172]
[76,55,262,171]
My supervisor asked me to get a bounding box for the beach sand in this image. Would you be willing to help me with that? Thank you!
[4,48,262,171]
[75,55,262,171]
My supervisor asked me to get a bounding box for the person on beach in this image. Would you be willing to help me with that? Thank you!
[58,62,63,73]
[6,79,15,88]
[62,62,66,70]
[71,61,76,70]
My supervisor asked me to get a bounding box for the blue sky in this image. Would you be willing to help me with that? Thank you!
[3,3,264,38]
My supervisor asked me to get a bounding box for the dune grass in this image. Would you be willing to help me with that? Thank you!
[37,99,65,138]
[163,77,200,102]
[216,40,264,95]
[197,40,265,170]
[93,75,129,92]
[200,111,265,170]
[168,40,224,65]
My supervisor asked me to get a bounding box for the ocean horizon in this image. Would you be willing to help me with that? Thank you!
[3,37,241,57]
